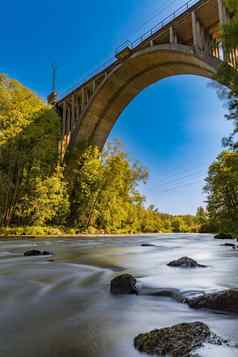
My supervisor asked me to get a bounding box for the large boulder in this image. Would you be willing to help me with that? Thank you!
[24,250,52,257]
[24,250,41,256]
[167,257,207,268]
[214,233,234,240]
[134,322,228,357]
[186,289,238,313]
[110,274,137,295]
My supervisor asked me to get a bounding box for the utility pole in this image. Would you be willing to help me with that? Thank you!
[47,63,58,105]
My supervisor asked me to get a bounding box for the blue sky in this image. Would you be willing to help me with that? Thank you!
[1,0,232,214]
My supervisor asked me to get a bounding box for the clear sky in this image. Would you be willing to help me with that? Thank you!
[1,0,232,214]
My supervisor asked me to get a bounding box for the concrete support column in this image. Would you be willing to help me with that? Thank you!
[169,26,178,44]
[81,88,85,111]
[75,96,80,124]
[192,12,207,53]
[192,12,199,50]
[62,101,66,137]
[66,108,71,145]
[217,0,228,25]
[71,95,75,130]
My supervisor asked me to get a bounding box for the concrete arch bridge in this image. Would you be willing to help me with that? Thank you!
[53,0,237,159]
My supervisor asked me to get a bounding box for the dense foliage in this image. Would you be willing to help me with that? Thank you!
[0,74,200,235]
[0,74,69,227]
[204,152,238,233]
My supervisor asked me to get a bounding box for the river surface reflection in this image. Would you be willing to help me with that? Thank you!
[0,234,237,357]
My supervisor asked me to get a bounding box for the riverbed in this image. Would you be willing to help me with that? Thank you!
[0,234,237,357]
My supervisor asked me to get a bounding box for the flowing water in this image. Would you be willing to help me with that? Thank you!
[0,234,237,357]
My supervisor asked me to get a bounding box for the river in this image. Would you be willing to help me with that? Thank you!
[0,234,237,357]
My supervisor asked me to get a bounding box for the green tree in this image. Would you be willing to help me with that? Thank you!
[0,74,69,226]
[204,151,238,233]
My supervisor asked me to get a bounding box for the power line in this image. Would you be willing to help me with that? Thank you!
[158,179,204,193]
[126,0,180,41]
[158,168,205,186]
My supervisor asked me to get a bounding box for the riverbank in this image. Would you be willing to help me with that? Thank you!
[0,232,181,240]
[0,226,201,239]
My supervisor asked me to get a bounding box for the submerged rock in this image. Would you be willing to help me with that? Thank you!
[134,321,228,357]
[167,257,207,268]
[24,250,52,257]
[186,289,238,313]
[214,233,234,240]
[110,274,137,295]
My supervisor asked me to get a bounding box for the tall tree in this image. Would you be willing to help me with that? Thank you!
[204,151,238,233]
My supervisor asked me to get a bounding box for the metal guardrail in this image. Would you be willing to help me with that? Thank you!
[127,0,199,50]
[59,0,201,101]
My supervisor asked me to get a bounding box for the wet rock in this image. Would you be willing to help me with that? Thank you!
[186,289,238,313]
[24,250,53,257]
[110,274,137,295]
[214,233,234,240]
[24,249,42,256]
[42,251,52,256]
[167,257,207,268]
[220,243,236,248]
[134,321,228,357]
[141,243,157,247]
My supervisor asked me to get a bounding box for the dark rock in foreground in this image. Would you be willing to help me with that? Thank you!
[134,321,229,357]
[110,274,137,295]
[167,257,207,268]
[186,289,238,313]
[24,250,52,257]
[214,233,234,240]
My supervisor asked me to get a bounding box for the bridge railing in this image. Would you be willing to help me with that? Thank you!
[116,0,200,52]
[59,0,203,101]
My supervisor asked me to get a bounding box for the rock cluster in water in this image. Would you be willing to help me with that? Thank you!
[186,289,238,313]
[134,321,228,357]
[110,274,138,295]
[24,250,52,256]
[167,257,207,268]
[109,253,238,356]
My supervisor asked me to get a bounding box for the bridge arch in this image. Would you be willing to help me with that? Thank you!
[69,44,219,152]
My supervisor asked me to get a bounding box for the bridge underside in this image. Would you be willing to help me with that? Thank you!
[69,45,219,152]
